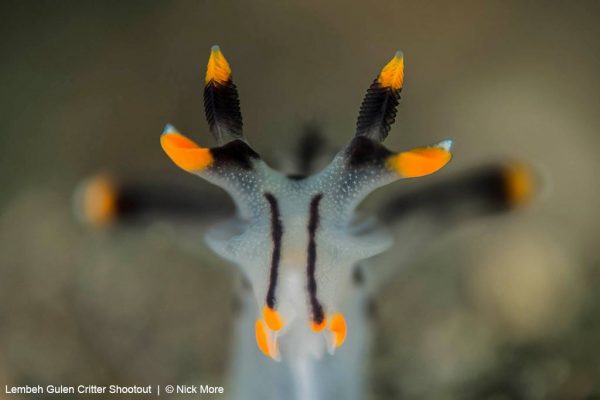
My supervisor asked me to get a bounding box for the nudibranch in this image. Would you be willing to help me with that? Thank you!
[160,46,452,360]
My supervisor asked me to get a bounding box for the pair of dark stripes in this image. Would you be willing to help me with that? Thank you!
[264,193,325,324]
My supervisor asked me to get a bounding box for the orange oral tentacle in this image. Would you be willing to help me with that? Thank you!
[329,313,347,348]
[160,129,214,172]
[388,145,452,178]
[255,319,279,360]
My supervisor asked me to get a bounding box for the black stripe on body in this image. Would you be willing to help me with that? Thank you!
[264,193,283,309]
[307,193,325,324]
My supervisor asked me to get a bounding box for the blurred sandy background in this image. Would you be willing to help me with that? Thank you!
[1,1,599,399]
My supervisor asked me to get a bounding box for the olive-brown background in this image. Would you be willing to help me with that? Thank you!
[1,1,599,399]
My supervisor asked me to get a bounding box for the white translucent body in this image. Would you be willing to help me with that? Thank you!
[206,156,392,350]
[156,119,460,398]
